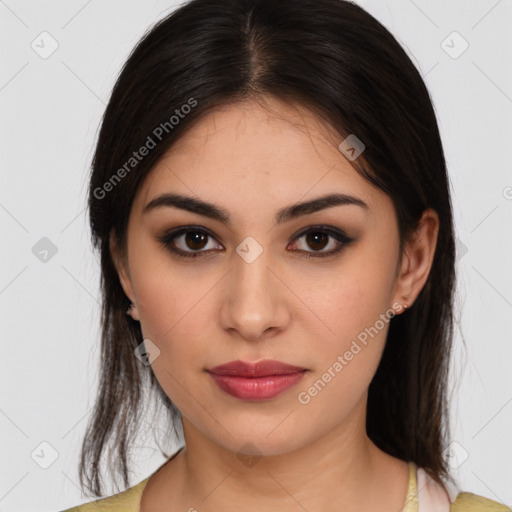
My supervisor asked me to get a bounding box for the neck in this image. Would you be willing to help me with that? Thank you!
[170,404,408,511]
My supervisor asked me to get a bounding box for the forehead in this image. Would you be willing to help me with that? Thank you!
[132,97,390,220]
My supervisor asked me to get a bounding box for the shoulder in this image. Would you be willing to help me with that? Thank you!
[58,476,151,512]
[415,465,510,512]
[451,491,511,511]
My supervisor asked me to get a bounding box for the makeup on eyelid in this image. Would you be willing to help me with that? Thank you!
[155,224,357,259]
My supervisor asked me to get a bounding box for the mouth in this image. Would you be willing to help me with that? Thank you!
[206,359,308,401]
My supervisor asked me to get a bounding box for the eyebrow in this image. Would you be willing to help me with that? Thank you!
[143,192,369,225]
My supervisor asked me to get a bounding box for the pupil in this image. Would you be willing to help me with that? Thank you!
[307,232,327,251]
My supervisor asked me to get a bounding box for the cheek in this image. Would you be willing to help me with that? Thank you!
[136,280,209,353]
[129,241,201,334]
[296,249,398,406]
[309,285,390,387]
[295,275,394,415]
[130,255,218,374]
[133,266,214,413]
[305,256,396,349]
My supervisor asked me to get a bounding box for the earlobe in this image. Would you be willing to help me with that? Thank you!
[109,230,139,320]
[126,301,140,321]
[391,208,439,313]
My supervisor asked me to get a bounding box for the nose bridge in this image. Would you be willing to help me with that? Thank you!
[234,241,271,298]
[220,235,288,340]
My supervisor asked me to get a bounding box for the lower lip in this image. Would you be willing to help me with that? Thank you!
[208,371,307,401]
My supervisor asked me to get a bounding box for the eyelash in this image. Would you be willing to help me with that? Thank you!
[157,225,354,260]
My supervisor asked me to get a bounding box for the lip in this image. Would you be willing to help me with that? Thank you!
[207,360,308,401]
[208,359,307,376]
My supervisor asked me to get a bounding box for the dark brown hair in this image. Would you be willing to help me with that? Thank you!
[79,0,457,497]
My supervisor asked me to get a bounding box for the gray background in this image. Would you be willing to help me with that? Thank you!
[1,1,511,510]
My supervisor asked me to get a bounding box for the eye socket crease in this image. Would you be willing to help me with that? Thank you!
[143,192,369,227]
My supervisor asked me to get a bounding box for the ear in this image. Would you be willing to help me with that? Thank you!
[109,230,140,321]
[390,208,439,314]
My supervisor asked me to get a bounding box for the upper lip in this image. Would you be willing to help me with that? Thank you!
[207,359,307,377]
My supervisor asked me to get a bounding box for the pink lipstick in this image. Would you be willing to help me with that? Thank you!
[207,359,307,401]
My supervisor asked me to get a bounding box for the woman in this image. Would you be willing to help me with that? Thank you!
[60,0,510,510]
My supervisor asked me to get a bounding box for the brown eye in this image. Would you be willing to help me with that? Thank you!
[289,226,353,258]
[157,227,223,258]
[158,225,354,260]
[304,231,329,251]
[184,231,209,251]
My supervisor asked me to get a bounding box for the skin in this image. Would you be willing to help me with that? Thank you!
[110,96,439,511]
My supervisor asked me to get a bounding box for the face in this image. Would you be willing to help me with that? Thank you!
[111,97,435,458]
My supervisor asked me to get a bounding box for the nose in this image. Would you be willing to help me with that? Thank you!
[219,244,291,342]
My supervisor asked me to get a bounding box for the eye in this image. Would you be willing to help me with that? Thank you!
[157,225,354,259]
[157,227,222,258]
[287,225,354,259]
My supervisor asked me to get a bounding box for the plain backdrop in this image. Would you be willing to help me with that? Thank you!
[1,1,511,510]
